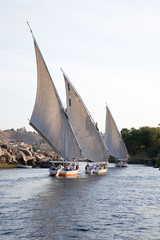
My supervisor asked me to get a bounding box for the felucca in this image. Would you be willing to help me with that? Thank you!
[28,23,82,177]
[104,105,129,167]
[62,70,109,174]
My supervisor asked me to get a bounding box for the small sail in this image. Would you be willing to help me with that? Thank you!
[62,70,109,162]
[104,105,129,160]
[29,37,82,161]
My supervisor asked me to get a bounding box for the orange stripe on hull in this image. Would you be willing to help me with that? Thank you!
[59,173,78,176]
[94,172,107,174]
[49,171,78,177]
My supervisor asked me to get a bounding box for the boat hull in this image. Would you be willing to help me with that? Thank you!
[115,161,128,167]
[85,169,93,174]
[49,169,78,177]
[85,167,107,174]
[49,169,57,176]
[93,168,107,174]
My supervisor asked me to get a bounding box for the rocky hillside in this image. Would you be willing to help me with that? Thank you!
[0,130,42,145]
[0,129,57,168]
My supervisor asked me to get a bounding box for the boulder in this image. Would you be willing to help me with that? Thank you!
[0,155,7,164]
[0,140,58,168]
[0,153,17,164]
[16,150,27,165]
[18,147,32,158]
[27,158,37,167]
[37,156,52,168]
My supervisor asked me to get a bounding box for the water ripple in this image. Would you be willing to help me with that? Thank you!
[0,164,160,239]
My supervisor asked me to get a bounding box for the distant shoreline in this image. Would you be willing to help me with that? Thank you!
[0,129,159,169]
[0,163,18,169]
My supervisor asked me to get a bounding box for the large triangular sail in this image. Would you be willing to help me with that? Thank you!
[29,34,82,161]
[62,70,109,162]
[104,105,128,160]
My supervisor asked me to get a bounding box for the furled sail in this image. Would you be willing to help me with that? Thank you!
[62,70,109,162]
[29,36,82,161]
[104,105,129,160]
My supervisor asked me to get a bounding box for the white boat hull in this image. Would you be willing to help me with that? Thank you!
[85,168,107,174]
[49,169,78,177]
[93,168,107,174]
[115,161,128,167]
[85,164,107,175]
[85,169,94,174]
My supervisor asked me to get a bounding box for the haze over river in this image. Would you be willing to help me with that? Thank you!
[0,163,160,239]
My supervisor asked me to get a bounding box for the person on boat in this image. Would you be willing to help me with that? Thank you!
[57,164,63,170]
[90,164,95,170]
[66,163,71,171]
[72,158,79,170]
[50,164,56,170]
[85,164,89,170]
[68,163,74,171]
[102,164,105,169]
[96,164,100,170]
[70,163,75,170]
[76,164,79,170]
[63,163,68,171]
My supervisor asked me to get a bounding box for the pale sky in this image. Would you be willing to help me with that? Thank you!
[1,0,160,133]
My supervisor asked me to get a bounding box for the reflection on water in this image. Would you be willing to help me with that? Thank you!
[0,163,160,239]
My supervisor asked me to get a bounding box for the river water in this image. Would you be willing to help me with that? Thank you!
[0,163,160,240]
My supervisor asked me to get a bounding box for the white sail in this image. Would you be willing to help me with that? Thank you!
[29,37,82,161]
[104,105,128,160]
[62,70,109,162]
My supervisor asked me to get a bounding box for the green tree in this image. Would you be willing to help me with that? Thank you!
[121,126,160,157]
